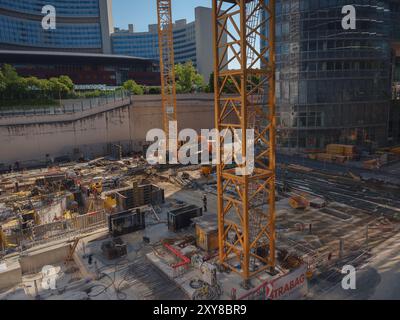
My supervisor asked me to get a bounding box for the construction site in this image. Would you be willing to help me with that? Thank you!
[1,0,400,301]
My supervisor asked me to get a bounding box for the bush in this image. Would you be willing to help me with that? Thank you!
[0,70,6,93]
[206,72,214,93]
[145,86,161,95]
[123,80,144,95]
[175,61,205,93]
[0,64,75,100]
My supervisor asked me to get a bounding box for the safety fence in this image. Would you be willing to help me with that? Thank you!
[1,210,107,252]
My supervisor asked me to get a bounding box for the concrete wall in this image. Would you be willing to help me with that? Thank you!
[19,243,70,274]
[0,94,215,165]
[0,260,22,291]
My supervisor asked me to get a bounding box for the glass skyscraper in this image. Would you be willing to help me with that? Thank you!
[0,0,113,53]
[112,20,197,66]
[111,6,219,80]
[266,0,400,150]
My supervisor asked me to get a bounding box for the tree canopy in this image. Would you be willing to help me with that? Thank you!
[175,61,205,93]
[123,79,144,95]
[0,70,7,93]
[0,61,212,107]
[0,64,75,100]
[207,72,215,93]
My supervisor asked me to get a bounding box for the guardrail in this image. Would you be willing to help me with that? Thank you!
[0,91,131,117]
[1,210,108,252]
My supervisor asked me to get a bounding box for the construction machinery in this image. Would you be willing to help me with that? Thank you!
[213,0,276,283]
[289,194,310,210]
[157,0,178,150]
[200,165,213,177]
[90,177,103,194]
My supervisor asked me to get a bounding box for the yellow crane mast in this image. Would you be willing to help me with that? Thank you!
[212,0,276,284]
[157,0,178,147]
[154,0,277,285]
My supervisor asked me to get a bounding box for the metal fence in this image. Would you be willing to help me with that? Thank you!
[2,210,108,252]
[0,90,131,117]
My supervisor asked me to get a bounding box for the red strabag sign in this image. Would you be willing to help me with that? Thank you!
[267,265,308,300]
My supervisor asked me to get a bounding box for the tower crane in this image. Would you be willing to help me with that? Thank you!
[155,0,277,285]
[212,0,276,284]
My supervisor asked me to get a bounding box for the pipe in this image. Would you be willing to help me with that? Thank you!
[163,243,190,269]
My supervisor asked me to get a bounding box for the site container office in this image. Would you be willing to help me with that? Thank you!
[167,205,203,232]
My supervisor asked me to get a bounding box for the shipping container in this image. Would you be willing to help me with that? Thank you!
[108,208,146,237]
[168,205,202,232]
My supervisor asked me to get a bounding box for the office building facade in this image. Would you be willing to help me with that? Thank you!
[112,6,216,80]
[0,0,113,53]
[266,0,400,150]
[0,0,161,86]
[0,50,159,86]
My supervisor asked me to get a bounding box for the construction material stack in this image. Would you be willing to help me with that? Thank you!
[311,144,358,163]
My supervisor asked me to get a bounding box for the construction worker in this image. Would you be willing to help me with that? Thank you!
[202,194,208,212]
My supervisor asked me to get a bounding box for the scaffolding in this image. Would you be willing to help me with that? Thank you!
[212,0,276,282]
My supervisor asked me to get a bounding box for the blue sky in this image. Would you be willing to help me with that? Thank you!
[112,0,211,31]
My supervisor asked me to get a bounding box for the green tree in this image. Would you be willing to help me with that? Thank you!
[206,72,215,93]
[0,64,79,104]
[37,79,51,96]
[58,75,74,92]
[1,64,19,84]
[175,61,204,93]
[25,76,42,90]
[123,80,144,95]
[10,77,28,99]
[1,64,21,98]
[148,86,161,94]
[0,70,6,93]
[48,77,70,99]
